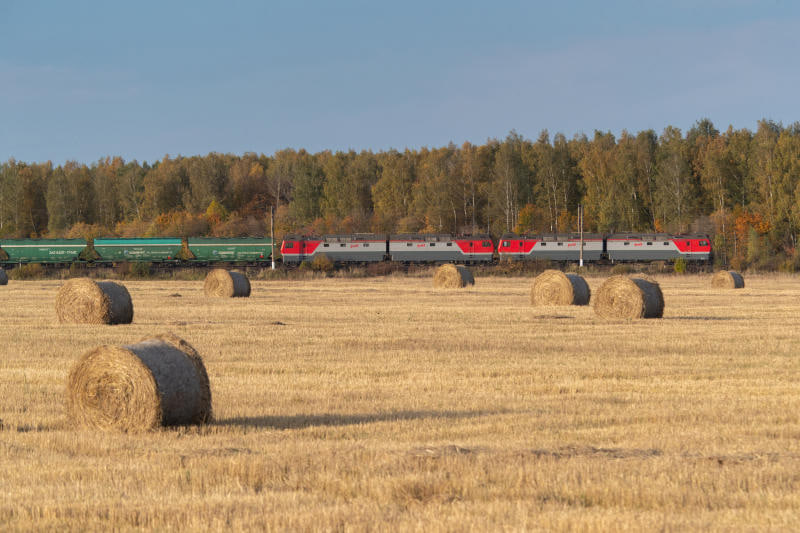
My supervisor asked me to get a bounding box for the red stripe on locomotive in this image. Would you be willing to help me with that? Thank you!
[280,239,321,256]
[496,239,537,254]
[672,237,711,253]
[454,239,494,254]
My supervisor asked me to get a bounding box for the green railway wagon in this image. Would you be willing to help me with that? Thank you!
[0,239,87,263]
[187,237,278,262]
[94,238,183,262]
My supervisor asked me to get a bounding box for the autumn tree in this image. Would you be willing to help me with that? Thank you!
[117,160,147,222]
[142,156,188,218]
[288,150,324,225]
[321,150,379,230]
[654,126,695,232]
[267,149,298,209]
[578,131,618,231]
[488,131,532,233]
[371,149,416,232]
[93,156,125,229]
[185,153,231,213]
[13,161,50,236]
[458,142,492,233]
[229,153,270,218]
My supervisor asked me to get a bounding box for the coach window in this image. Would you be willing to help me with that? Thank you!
[430,243,436,247]
[364,243,369,247]
[407,242,412,247]
[323,243,329,247]
[340,243,346,247]
[285,242,294,248]
[541,242,547,246]
[446,242,452,246]
[700,240,708,246]
[503,241,509,247]
[664,242,669,246]
[647,242,652,245]
[624,242,630,246]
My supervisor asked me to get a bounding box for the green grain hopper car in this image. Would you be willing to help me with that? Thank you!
[187,237,278,263]
[93,238,183,263]
[0,239,87,264]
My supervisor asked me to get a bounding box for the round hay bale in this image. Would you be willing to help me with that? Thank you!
[55,278,133,324]
[204,269,251,297]
[67,333,212,432]
[530,269,590,306]
[433,264,474,289]
[712,270,744,289]
[0,268,7,285]
[593,275,664,319]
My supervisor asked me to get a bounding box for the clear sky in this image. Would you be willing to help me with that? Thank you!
[2,0,799,165]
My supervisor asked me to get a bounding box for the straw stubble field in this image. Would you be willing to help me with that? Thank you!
[1,274,799,530]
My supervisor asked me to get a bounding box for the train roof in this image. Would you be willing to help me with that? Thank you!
[390,233,492,241]
[0,238,87,245]
[606,233,710,240]
[94,237,182,245]
[187,237,274,243]
[283,234,387,242]
[500,232,603,240]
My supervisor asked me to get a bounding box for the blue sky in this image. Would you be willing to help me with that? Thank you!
[1,0,799,164]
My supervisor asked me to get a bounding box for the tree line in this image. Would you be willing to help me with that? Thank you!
[1,118,799,270]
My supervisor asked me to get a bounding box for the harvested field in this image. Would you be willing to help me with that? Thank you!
[1,274,799,530]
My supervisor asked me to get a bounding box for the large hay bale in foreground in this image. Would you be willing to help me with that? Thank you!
[0,268,7,285]
[593,275,664,319]
[56,278,133,324]
[433,264,475,289]
[712,270,744,289]
[67,333,212,432]
[531,269,590,306]
[204,269,251,297]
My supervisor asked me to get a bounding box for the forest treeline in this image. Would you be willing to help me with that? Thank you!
[2,118,800,270]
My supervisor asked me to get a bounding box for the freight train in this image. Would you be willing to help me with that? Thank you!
[280,233,711,264]
[0,237,277,267]
[0,232,711,268]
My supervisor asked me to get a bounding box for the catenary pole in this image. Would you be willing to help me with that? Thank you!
[579,204,584,267]
[270,205,275,270]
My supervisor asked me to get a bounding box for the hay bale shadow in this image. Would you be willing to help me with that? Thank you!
[216,408,509,430]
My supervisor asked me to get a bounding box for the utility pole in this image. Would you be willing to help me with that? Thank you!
[578,204,584,267]
[270,205,275,270]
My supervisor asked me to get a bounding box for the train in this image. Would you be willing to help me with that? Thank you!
[280,234,495,263]
[0,232,711,268]
[0,237,278,267]
[280,233,712,264]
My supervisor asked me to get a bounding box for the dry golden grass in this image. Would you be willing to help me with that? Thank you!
[1,273,799,531]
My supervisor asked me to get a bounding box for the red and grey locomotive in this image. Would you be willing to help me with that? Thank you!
[280,234,495,264]
[497,233,711,262]
[282,232,711,264]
